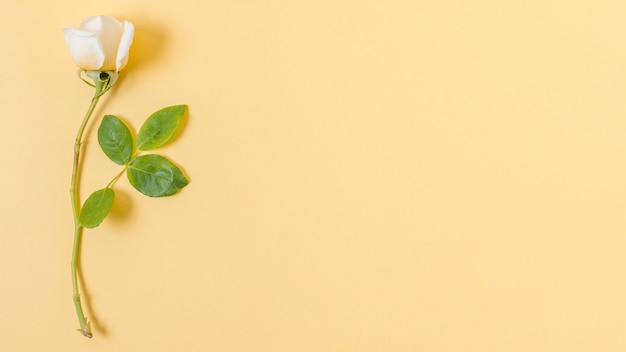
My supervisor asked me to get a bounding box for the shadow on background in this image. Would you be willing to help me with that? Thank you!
[123,18,169,73]
[109,189,133,222]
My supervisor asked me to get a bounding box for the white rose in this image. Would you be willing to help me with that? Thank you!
[63,16,135,72]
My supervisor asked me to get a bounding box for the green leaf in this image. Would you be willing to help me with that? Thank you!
[136,105,187,151]
[79,188,115,228]
[127,154,189,197]
[98,115,133,165]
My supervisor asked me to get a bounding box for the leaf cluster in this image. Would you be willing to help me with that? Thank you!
[78,105,189,228]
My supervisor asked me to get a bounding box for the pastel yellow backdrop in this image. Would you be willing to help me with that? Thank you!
[1,0,626,350]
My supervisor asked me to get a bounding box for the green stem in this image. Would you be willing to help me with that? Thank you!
[107,166,128,188]
[69,73,111,339]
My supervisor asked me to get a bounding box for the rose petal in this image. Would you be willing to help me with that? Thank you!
[78,16,105,32]
[92,16,124,71]
[63,27,105,71]
[115,21,135,71]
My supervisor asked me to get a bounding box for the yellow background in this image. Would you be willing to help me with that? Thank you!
[1,0,626,350]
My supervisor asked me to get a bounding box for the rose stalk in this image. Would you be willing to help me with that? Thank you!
[64,15,135,338]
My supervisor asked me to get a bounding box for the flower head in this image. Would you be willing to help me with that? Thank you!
[63,16,134,72]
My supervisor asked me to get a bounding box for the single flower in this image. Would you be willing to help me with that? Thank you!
[64,15,189,339]
[63,15,135,72]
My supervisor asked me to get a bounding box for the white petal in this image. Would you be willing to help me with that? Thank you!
[92,16,124,71]
[78,16,105,32]
[115,21,135,71]
[63,27,105,70]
